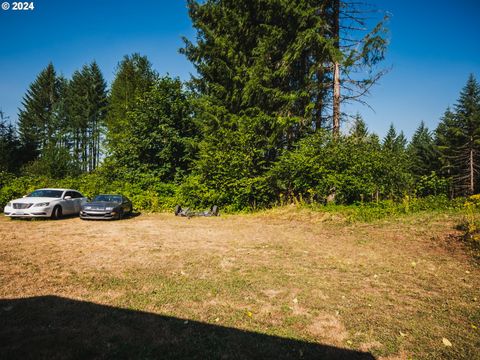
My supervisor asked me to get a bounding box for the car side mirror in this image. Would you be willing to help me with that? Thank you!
[64,196,72,200]
[22,195,27,198]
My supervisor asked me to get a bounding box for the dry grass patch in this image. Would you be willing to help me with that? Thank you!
[0,208,479,359]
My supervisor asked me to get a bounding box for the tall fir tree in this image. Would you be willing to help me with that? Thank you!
[435,107,457,181]
[18,63,60,162]
[436,75,480,194]
[383,124,406,153]
[408,121,438,177]
[181,0,390,206]
[349,113,369,140]
[0,110,22,173]
[67,62,107,172]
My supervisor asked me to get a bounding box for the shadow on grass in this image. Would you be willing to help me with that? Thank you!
[123,211,142,220]
[0,296,375,359]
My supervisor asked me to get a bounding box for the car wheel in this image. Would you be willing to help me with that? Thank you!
[118,210,124,220]
[174,205,182,216]
[51,205,63,220]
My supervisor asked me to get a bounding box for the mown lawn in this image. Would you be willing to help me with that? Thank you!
[0,207,478,359]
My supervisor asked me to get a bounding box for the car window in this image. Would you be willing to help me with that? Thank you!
[93,195,122,203]
[72,191,83,198]
[64,191,74,198]
[28,190,63,198]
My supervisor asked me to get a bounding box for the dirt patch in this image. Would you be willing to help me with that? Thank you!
[307,313,348,344]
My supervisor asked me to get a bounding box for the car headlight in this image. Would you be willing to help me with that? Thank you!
[105,207,114,211]
[34,202,50,207]
[83,206,92,210]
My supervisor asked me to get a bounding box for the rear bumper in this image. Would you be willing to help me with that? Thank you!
[80,211,119,220]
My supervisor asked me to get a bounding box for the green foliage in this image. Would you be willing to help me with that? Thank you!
[16,61,108,177]
[67,61,108,172]
[269,130,413,205]
[22,145,81,178]
[460,194,480,258]
[108,76,197,181]
[314,195,463,223]
[414,171,450,197]
[0,113,22,173]
[408,121,439,177]
[5,7,477,217]
[18,63,60,163]
[106,53,158,159]
[436,75,480,195]
[0,171,177,212]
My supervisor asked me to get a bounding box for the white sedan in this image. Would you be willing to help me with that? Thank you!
[3,188,88,219]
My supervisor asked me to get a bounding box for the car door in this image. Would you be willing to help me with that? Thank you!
[122,196,132,213]
[72,191,87,213]
[62,191,75,215]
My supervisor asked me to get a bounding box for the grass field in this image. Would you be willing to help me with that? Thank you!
[0,207,479,359]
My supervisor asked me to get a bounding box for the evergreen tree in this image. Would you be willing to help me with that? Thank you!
[181,0,390,205]
[408,121,438,177]
[435,75,480,195]
[68,62,107,171]
[18,63,60,162]
[382,124,406,152]
[381,124,411,198]
[0,110,22,173]
[349,113,369,140]
[106,53,157,159]
[453,74,480,193]
[88,61,108,170]
[435,107,456,179]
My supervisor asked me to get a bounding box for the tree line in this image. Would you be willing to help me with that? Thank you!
[1,0,479,209]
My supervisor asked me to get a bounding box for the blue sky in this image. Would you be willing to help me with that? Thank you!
[1,0,479,139]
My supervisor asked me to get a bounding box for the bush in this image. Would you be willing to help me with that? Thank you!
[0,171,180,212]
[268,131,413,205]
[307,195,464,223]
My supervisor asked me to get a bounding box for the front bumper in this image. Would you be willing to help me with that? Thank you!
[80,210,119,220]
[4,206,53,218]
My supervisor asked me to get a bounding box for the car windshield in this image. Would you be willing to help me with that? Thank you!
[27,190,63,198]
[93,195,122,203]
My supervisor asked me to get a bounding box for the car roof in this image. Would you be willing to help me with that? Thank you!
[35,188,76,192]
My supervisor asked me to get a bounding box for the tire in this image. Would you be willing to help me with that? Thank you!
[118,209,124,220]
[51,205,63,220]
[211,205,219,216]
[174,205,182,216]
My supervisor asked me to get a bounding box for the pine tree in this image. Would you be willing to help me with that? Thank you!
[67,62,107,172]
[18,63,60,162]
[437,75,480,194]
[349,113,369,140]
[382,124,405,152]
[408,121,438,177]
[0,110,22,173]
[435,107,457,180]
[181,0,389,206]
[88,62,108,170]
